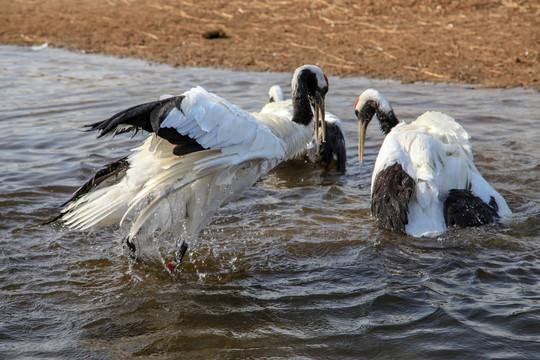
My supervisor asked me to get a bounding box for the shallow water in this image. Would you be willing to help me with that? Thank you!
[1,45,539,359]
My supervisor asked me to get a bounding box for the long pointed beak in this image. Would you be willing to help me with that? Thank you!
[313,95,326,147]
[320,99,326,143]
[314,102,320,147]
[358,120,367,163]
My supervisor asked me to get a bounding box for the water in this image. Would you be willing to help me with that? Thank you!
[1,45,539,359]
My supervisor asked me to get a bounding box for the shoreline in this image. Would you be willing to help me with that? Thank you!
[2,0,538,90]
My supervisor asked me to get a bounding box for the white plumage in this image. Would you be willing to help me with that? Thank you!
[261,84,346,170]
[53,65,329,263]
[355,89,511,237]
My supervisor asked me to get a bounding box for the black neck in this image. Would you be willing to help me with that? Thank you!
[291,82,313,126]
[360,99,399,135]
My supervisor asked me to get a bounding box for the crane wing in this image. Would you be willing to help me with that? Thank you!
[59,87,287,237]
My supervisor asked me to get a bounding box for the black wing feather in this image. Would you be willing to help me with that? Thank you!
[444,189,499,228]
[85,95,205,151]
[44,95,208,226]
[371,162,415,233]
[63,157,130,206]
[43,157,130,224]
[86,96,185,141]
[320,121,346,171]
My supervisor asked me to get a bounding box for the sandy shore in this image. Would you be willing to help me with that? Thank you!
[1,0,538,90]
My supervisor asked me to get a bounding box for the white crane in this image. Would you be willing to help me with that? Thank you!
[260,84,346,171]
[355,89,511,236]
[49,65,329,268]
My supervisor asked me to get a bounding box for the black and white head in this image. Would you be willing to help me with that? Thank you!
[354,89,399,162]
[268,85,284,103]
[291,65,329,142]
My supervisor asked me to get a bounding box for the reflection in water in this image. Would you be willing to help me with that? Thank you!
[1,45,539,359]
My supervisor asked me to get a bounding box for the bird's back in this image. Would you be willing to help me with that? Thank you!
[372,111,510,236]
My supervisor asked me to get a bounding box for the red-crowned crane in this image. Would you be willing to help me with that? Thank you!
[355,89,511,236]
[49,65,329,268]
[261,84,346,171]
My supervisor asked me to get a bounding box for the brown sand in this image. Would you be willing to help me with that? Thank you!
[1,0,539,90]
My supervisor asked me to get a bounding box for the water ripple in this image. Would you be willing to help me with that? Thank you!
[1,45,539,359]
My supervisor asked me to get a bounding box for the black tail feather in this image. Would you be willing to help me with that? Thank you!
[320,121,346,171]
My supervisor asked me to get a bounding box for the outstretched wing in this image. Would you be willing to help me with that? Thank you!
[58,86,287,234]
[87,86,285,160]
